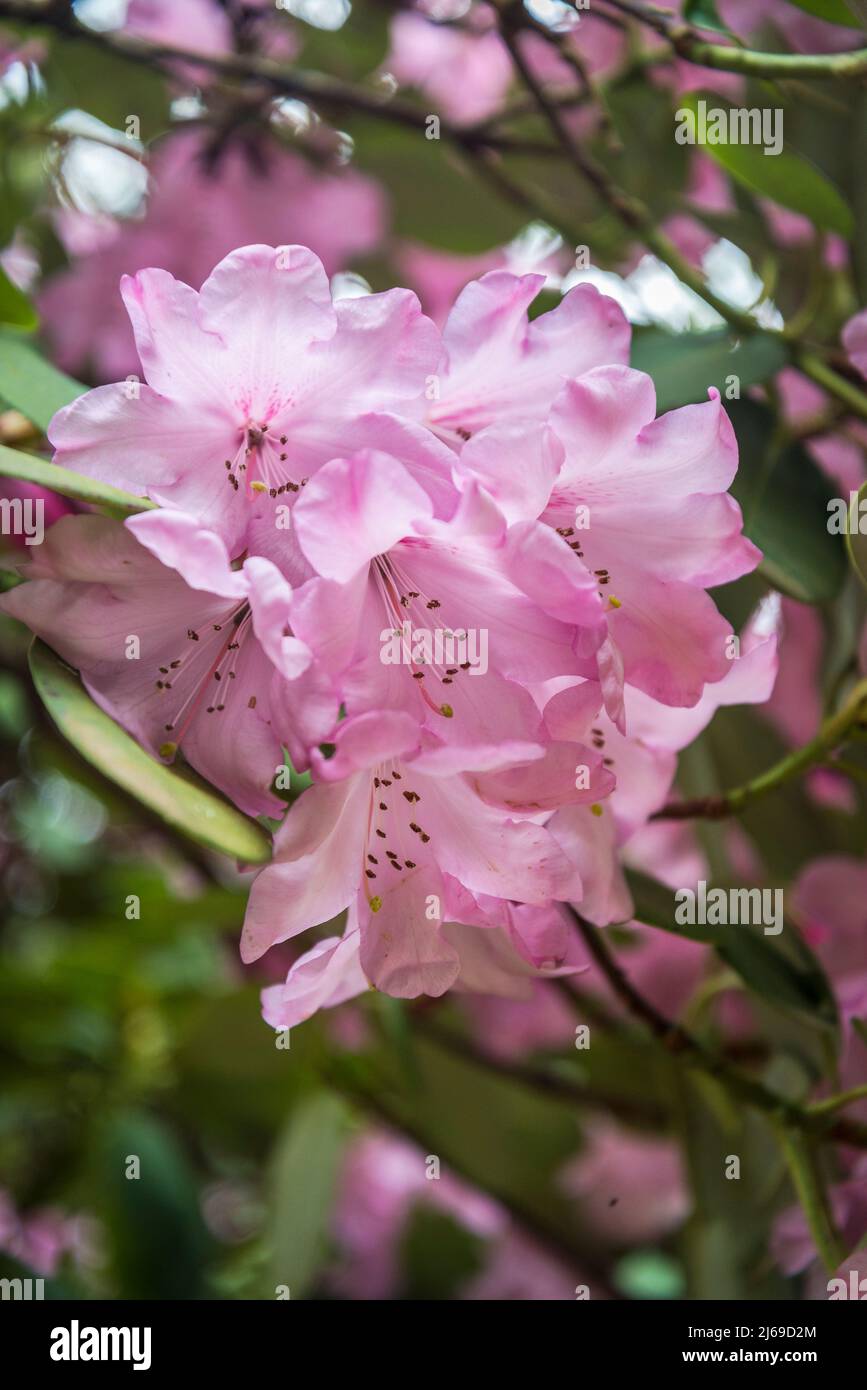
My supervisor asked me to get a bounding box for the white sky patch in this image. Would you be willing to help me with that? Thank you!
[171,93,208,122]
[52,110,148,217]
[280,0,351,30]
[0,60,39,109]
[331,271,372,300]
[703,237,784,331]
[563,240,782,333]
[503,221,565,287]
[73,0,128,32]
[524,0,581,33]
[272,98,318,133]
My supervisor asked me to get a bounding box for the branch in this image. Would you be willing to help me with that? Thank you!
[415,1014,669,1129]
[778,1129,846,1273]
[654,678,867,822]
[566,906,867,1152]
[597,0,867,80]
[9,0,867,418]
[320,1056,619,1291]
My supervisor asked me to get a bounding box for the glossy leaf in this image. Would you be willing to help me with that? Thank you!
[784,0,865,25]
[627,870,839,1032]
[681,95,854,238]
[0,334,84,431]
[268,1091,352,1299]
[0,268,38,331]
[29,640,272,865]
[631,329,788,413]
[683,0,732,32]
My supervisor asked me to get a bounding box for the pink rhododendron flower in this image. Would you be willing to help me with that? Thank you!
[0,1189,95,1278]
[329,1127,593,1300]
[452,359,759,711]
[562,1120,691,1244]
[793,857,867,1025]
[424,269,630,438]
[0,511,322,815]
[48,244,442,554]
[844,308,867,382]
[386,7,514,125]
[242,705,591,996]
[9,241,763,1019]
[0,478,73,549]
[123,0,234,56]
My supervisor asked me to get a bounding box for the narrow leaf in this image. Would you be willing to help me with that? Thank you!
[631,329,788,413]
[0,334,84,431]
[680,95,854,238]
[785,0,864,26]
[0,443,155,516]
[0,268,38,331]
[846,480,867,590]
[627,870,839,1032]
[268,1092,352,1298]
[29,640,271,865]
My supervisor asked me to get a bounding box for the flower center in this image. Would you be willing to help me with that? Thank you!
[154,601,254,758]
[222,422,307,501]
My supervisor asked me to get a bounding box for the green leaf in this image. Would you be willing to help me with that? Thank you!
[630,329,788,413]
[0,268,38,331]
[268,1091,352,1298]
[353,119,526,254]
[95,1109,210,1299]
[846,480,867,590]
[726,397,847,603]
[401,1205,486,1299]
[680,95,854,238]
[41,37,170,134]
[0,334,84,430]
[0,443,155,515]
[783,0,864,27]
[627,870,839,1031]
[28,640,271,865]
[683,0,732,33]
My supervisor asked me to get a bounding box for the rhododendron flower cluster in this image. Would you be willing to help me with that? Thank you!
[2,243,763,1025]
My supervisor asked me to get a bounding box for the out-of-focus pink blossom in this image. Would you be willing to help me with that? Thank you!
[562,1120,691,1244]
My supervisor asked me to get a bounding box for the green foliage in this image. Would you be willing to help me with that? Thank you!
[846,481,867,590]
[267,1093,353,1298]
[680,94,854,238]
[352,119,526,254]
[782,0,864,26]
[0,268,38,331]
[94,1110,211,1299]
[0,335,84,431]
[626,871,839,1035]
[630,329,788,413]
[28,641,272,865]
[0,443,155,514]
